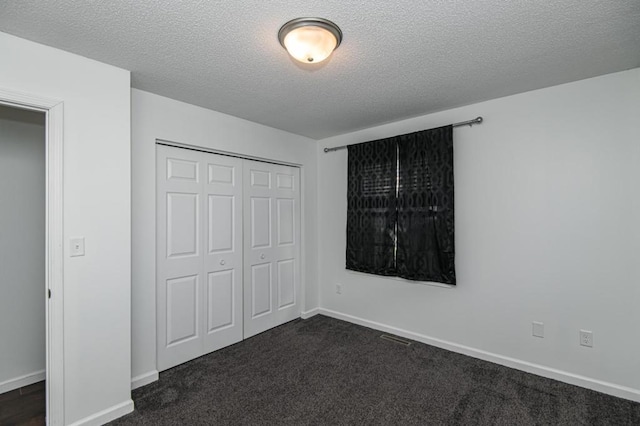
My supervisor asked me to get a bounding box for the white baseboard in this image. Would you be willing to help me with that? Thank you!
[68,399,134,426]
[319,308,640,403]
[131,370,159,390]
[301,308,320,319]
[0,369,45,394]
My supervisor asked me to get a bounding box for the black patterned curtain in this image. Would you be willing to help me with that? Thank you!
[346,138,398,276]
[397,126,455,284]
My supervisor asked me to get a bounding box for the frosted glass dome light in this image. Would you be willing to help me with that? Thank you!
[278,18,342,64]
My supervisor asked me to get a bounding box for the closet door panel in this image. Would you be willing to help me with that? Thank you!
[157,146,204,371]
[271,164,300,325]
[158,145,300,369]
[158,146,244,369]
[207,270,233,330]
[277,259,295,309]
[244,160,300,338]
[203,154,243,353]
[244,163,275,335]
[166,275,199,346]
[251,263,272,317]
[208,195,233,252]
[250,197,271,248]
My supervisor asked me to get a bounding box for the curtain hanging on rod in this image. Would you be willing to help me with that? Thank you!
[345,125,456,285]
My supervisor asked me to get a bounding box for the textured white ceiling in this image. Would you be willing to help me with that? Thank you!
[1,1,639,139]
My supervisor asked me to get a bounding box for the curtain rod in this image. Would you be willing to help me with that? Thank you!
[323,116,483,153]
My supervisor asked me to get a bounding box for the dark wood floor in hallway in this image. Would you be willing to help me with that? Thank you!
[0,381,45,426]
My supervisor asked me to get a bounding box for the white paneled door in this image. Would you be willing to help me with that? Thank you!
[203,154,244,354]
[157,146,202,370]
[157,145,300,371]
[157,145,243,371]
[243,160,301,338]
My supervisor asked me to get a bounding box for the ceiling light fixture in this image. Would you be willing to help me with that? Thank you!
[278,18,342,64]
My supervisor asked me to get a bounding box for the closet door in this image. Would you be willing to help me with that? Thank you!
[157,145,243,371]
[203,154,243,353]
[243,160,301,338]
[157,146,204,370]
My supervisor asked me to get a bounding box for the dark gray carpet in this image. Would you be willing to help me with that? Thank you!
[112,315,640,425]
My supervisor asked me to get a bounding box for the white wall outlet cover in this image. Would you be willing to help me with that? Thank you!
[580,330,593,347]
[70,237,85,257]
[532,321,544,338]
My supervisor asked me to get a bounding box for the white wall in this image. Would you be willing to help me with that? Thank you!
[131,89,318,384]
[0,105,45,391]
[317,69,640,400]
[0,32,132,424]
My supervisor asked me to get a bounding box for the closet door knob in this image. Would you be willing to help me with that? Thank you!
[260,254,265,260]
[220,260,226,266]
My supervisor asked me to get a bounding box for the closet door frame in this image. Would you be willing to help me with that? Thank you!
[155,140,306,367]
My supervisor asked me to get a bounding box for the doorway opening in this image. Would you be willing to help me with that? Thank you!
[0,88,64,425]
[0,104,46,423]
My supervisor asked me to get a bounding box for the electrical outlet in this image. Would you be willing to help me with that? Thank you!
[70,237,85,257]
[532,321,544,338]
[335,283,342,294]
[580,330,593,347]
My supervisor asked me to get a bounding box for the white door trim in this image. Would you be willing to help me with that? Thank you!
[0,87,64,426]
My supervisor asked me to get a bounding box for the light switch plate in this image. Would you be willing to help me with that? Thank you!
[70,237,85,257]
